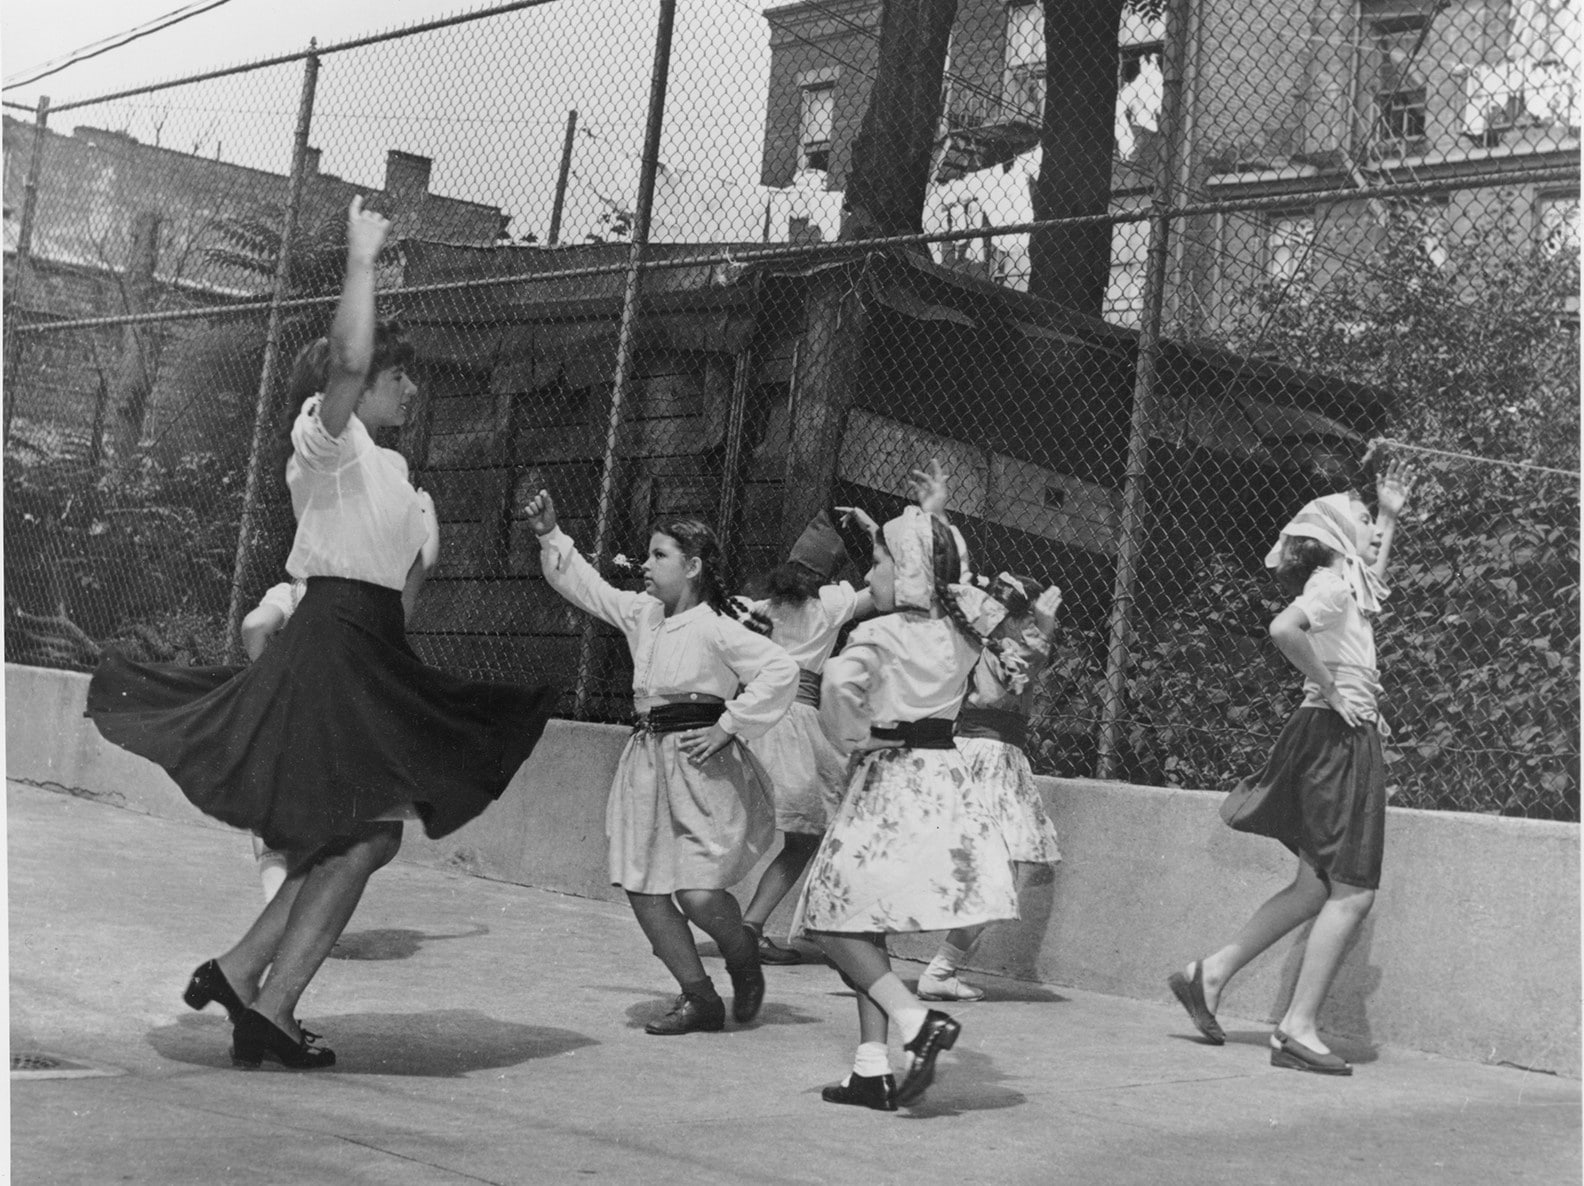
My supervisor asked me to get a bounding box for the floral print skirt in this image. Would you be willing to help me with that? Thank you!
[957,737,1062,866]
[743,701,849,835]
[791,745,1019,935]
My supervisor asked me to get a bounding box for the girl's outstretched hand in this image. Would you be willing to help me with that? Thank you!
[1376,456,1417,519]
[909,457,949,517]
[835,505,879,539]
[346,195,390,264]
[1032,585,1063,636]
[523,489,558,537]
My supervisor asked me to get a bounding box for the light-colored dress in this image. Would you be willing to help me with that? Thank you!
[742,582,862,834]
[539,528,799,894]
[958,618,1062,865]
[791,612,1019,935]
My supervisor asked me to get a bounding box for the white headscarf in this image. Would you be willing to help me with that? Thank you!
[1264,493,1388,614]
[879,506,1005,638]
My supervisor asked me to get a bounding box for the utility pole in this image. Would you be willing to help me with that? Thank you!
[548,108,577,246]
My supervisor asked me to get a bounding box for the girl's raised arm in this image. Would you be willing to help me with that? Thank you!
[1371,457,1417,579]
[319,197,389,439]
[528,489,645,631]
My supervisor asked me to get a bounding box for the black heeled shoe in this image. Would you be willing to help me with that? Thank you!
[726,953,766,1024]
[231,1009,336,1070]
[822,1072,898,1112]
[183,959,247,1023]
[744,923,802,966]
[896,1009,961,1106]
[644,991,726,1036]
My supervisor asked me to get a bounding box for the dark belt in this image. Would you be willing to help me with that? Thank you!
[795,668,822,708]
[634,701,724,735]
[955,706,1028,748]
[869,718,956,750]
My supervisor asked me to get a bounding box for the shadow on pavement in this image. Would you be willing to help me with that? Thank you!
[899,1048,1028,1119]
[329,924,490,961]
[149,1009,597,1076]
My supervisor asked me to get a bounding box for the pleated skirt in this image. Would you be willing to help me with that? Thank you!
[1219,706,1387,889]
[742,701,849,835]
[86,576,559,852]
[607,732,777,894]
[791,745,1019,936]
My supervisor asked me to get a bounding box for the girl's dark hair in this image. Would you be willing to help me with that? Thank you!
[762,560,824,606]
[287,318,416,404]
[928,516,979,643]
[1275,536,1338,598]
[651,516,771,635]
[986,572,1038,620]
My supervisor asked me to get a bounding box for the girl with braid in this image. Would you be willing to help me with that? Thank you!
[792,461,1017,1111]
[524,489,798,1035]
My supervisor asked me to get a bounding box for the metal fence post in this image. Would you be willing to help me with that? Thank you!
[3,94,51,449]
[222,49,320,662]
[1095,0,1190,780]
[572,0,678,717]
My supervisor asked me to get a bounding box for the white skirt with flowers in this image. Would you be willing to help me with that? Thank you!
[957,736,1062,865]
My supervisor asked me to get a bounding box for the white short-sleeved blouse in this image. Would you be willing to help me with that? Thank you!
[285,396,428,591]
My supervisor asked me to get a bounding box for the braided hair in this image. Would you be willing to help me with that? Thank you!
[928,515,980,644]
[651,516,772,636]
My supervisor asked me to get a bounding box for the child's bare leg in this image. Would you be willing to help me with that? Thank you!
[742,832,820,930]
[1278,882,1376,1053]
[1195,858,1328,1012]
[817,931,928,1042]
[626,891,710,988]
[673,888,755,966]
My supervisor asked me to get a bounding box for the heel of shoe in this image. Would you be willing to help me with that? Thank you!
[182,982,210,1012]
[1269,1047,1302,1071]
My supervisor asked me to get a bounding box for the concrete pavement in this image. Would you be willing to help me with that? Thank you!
[9,781,1580,1185]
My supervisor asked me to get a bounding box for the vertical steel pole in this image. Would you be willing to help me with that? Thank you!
[3,94,51,448]
[223,50,320,662]
[1095,0,1189,780]
[547,108,577,246]
[572,0,677,716]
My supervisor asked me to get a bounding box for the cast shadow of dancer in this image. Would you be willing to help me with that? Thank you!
[612,987,823,1031]
[895,1047,1027,1118]
[329,923,490,962]
[150,1009,596,1077]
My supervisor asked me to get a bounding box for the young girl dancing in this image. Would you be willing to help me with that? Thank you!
[792,465,1017,1111]
[736,511,873,964]
[88,197,558,1070]
[916,573,1064,1002]
[524,489,798,1034]
[1167,458,1415,1075]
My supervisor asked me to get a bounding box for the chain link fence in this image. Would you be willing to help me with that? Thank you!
[4,0,1577,819]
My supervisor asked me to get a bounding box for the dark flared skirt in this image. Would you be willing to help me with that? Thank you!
[86,577,559,851]
[1219,706,1386,889]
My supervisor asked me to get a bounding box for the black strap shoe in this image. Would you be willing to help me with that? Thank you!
[184,959,247,1024]
[896,1009,961,1106]
[644,991,726,1036]
[231,1009,336,1070]
[822,1072,898,1111]
[745,924,803,966]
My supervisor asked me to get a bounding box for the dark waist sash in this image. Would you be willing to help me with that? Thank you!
[634,699,725,735]
[795,668,822,708]
[955,706,1028,749]
[870,718,956,750]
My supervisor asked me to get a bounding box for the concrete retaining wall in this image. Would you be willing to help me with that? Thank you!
[10,663,1578,1075]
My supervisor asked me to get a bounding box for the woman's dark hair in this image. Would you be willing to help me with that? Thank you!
[1275,536,1338,598]
[287,318,416,404]
[762,560,824,606]
[651,515,771,635]
[928,516,979,643]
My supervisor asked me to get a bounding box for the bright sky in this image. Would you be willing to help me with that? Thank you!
[2,1,783,242]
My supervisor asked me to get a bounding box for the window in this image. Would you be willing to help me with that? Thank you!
[1367,12,1431,151]
[1266,212,1316,282]
[798,83,834,172]
[1003,2,1044,122]
[1538,192,1580,258]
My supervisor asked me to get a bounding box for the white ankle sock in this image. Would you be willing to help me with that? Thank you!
[923,939,972,981]
[853,1041,890,1078]
[866,972,928,1042]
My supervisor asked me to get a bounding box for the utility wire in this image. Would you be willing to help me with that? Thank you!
[3,0,237,92]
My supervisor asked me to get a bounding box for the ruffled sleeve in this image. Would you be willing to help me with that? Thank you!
[290,395,356,472]
[816,580,861,629]
[1295,569,1350,634]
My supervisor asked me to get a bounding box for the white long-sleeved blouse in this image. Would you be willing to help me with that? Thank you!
[539,528,798,738]
[819,612,980,751]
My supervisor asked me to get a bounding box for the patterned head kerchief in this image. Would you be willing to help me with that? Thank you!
[1264,492,1388,614]
[880,506,1005,638]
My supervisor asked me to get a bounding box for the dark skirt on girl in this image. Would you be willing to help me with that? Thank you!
[1219,705,1386,890]
[86,576,558,851]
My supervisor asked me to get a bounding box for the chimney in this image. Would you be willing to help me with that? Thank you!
[383,150,431,207]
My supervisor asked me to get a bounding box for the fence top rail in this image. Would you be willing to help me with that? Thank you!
[18,0,558,114]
